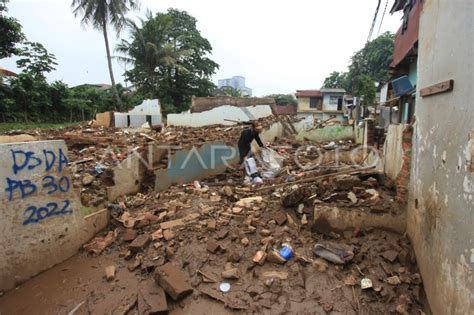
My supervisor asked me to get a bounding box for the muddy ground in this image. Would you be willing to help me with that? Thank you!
[0,169,428,315]
[0,122,429,314]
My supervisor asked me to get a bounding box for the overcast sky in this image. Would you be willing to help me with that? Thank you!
[1,0,402,96]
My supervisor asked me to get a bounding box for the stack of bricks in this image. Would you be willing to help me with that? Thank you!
[395,124,414,205]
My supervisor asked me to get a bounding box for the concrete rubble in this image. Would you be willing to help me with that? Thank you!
[0,116,428,314]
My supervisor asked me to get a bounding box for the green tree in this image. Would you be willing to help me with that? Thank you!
[116,11,179,99]
[117,9,219,113]
[0,0,25,59]
[71,0,140,111]
[353,74,376,106]
[347,32,395,91]
[322,71,349,90]
[7,72,50,122]
[266,94,297,106]
[222,87,242,97]
[16,42,58,79]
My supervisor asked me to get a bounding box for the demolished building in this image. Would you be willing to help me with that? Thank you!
[0,1,472,314]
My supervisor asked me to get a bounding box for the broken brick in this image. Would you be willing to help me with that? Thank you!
[151,229,163,241]
[143,212,161,222]
[267,250,286,264]
[128,258,142,271]
[216,229,228,240]
[154,263,193,301]
[206,240,223,254]
[207,219,216,231]
[228,251,242,263]
[163,229,175,241]
[122,229,137,242]
[129,234,150,252]
[382,250,399,263]
[221,268,240,280]
[274,211,288,226]
[138,279,168,314]
[253,251,267,265]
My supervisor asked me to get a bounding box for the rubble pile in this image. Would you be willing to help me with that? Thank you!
[2,119,424,313]
[1,115,290,208]
[81,150,423,314]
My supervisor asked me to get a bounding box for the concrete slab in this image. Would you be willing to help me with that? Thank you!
[0,140,108,291]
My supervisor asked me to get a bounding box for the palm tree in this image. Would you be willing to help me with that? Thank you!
[115,11,191,98]
[71,0,140,111]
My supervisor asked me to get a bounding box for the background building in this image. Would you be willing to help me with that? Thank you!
[295,88,346,121]
[217,75,253,96]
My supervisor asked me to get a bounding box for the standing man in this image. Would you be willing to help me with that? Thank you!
[238,122,265,164]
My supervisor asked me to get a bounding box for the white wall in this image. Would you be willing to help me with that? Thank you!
[407,1,474,313]
[167,105,273,127]
[0,140,107,291]
[322,94,342,111]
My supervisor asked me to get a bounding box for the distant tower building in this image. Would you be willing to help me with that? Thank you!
[218,75,252,96]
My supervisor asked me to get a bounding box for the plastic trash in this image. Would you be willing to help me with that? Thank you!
[94,163,107,175]
[243,157,263,185]
[324,141,337,150]
[219,282,231,293]
[313,242,354,265]
[361,278,373,289]
[278,243,293,260]
[260,148,284,179]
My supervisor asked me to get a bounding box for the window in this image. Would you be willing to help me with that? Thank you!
[329,96,339,105]
[310,97,322,110]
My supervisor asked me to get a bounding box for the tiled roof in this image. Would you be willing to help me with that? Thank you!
[295,90,322,98]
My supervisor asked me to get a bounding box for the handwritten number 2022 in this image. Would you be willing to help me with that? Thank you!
[23,200,73,225]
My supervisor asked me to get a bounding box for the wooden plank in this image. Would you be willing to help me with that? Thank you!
[253,166,376,192]
[420,80,454,97]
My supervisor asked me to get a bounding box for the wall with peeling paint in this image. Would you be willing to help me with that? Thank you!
[407,1,474,313]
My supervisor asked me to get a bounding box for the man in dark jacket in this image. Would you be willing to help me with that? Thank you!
[238,122,264,164]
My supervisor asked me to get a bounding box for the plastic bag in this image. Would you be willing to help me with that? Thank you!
[260,148,284,179]
[243,157,264,185]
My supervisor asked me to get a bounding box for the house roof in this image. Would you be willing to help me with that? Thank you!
[390,0,421,68]
[73,83,112,90]
[320,88,346,94]
[295,90,322,98]
[0,68,17,77]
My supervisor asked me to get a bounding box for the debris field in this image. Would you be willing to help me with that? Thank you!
[0,120,427,314]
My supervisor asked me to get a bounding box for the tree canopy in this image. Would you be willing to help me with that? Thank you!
[0,0,25,59]
[322,32,395,104]
[71,0,140,110]
[266,94,297,106]
[322,71,349,91]
[117,9,219,114]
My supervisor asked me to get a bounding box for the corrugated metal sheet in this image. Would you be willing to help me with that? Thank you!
[390,0,422,68]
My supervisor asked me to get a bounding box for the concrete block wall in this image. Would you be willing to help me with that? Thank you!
[0,140,108,291]
[407,1,474,313]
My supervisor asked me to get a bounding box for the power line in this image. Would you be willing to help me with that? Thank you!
[367,0,382,42]
[377,0,389,36]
